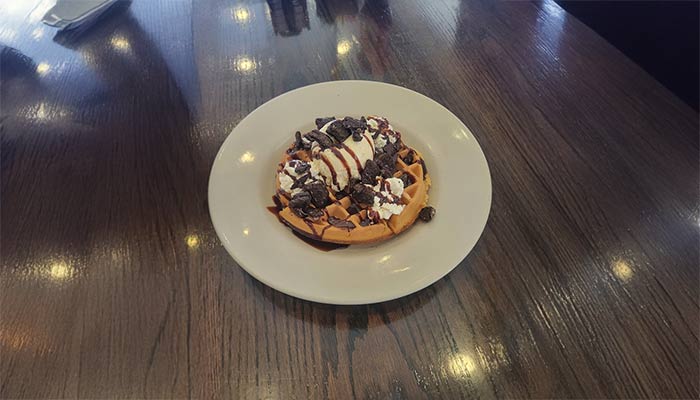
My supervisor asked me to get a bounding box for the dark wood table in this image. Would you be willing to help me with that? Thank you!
[2,0,698,398]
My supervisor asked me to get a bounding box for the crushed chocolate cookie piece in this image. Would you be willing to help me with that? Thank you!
[347,204,361,215]
[315,117,335,129]
[359,218,372,226]
[294,162,310,175]
[418,206,436,222]
[342,116,366,130]
[376,153,398,177]
[291,174,309,189]
[290,131,304,151]
[399,173,413,187]
[291,207,308,218]
[351,183,375,205]
[334,189,348,200]
[272,194,283,211]
[289,190,311,209]
[328,216,356,230]
[361,159,381,184]
[306,207,325,220]
[376,153,396,169]
[383,141,400,156]
[419,159,428,175]
[402,150,414,165]
[341,117,367,141]
[305,181,329,208]
[325,121,351,143]
[367,209,381,223]
[305,130,334,148]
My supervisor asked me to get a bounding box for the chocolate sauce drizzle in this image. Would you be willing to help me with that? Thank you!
[267,196,348,252]
[319,154,338,189]
[341,143,363,172]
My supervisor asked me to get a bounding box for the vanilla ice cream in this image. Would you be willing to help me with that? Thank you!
[309,119,375,191]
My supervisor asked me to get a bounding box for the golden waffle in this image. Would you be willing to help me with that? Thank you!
[274,146,431,245]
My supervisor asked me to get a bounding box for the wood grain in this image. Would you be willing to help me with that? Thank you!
[1,0,698,398]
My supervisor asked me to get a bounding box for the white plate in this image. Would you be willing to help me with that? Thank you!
[208,81,491,305]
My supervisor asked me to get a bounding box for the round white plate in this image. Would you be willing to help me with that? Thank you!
[209,81,491,305]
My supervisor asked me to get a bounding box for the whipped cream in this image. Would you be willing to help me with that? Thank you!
[367,116,399,150]
[278,160,319,196]
[374,134,387,150]
[370,177,405,220]
[309,119,375,191]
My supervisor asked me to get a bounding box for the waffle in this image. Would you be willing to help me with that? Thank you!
[272,117,433,245]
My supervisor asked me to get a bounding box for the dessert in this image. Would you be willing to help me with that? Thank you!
[272,116,435,245]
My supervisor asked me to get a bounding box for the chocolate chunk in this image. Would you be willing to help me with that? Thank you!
[380,167,394,179]
[294,162,310,175]
[361,159,381,184]
[305,181,329,208]
[359,218,372,226]
[315,117,335,129]
[306,207,324,220]
[325,121,351,143]
[351,184,375,205]
[347,204,361,215]
[418,206,436,222]
[402,150,415,165]
[328,216,356,230]
[399,173,413,187]
[305,130,334,149]
[289,190,311,209]
[291,174,309,189]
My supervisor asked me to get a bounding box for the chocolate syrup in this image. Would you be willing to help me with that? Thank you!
[267,206,281,215]
[292,231,348,252]
[319,154,338,189]
[366,133,375,153]
[329,147,352,182]
[341,143,363,172]
[268,197,348,252]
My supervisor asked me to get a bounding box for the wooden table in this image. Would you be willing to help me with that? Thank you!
[1,0,698,398]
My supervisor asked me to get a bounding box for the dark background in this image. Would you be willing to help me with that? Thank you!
[556,0,699,111]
